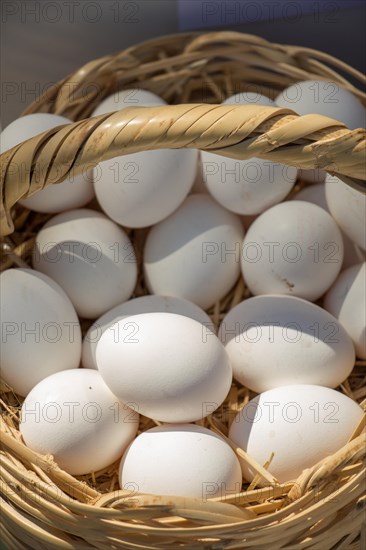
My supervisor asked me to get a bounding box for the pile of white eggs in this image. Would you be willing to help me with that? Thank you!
[1,81,365,498]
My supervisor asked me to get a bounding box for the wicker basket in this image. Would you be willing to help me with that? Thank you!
[1,31,365,550]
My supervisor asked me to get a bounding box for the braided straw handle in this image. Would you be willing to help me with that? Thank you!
[1,103,365,236]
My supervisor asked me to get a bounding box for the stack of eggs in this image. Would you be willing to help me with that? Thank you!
[1,82,365,498]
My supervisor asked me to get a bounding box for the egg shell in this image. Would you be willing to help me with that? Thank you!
[202,93,296,215]
[223,92,275,107]
[325,175,366,251]
[229,384,363,483]
[294,184,365,268]
[95,148,198,228]
[324,263,366,359]
[241,200,344,301]
[202,152,297,216]
[92,88,198,228]
[294,183,328,209]
[0,113,94,212]
[219,295,355,392]
[119,424,242,499]
[92,88,166,116]
[96,312,232,422]
[143,194,244,309]
[0,269,81,396]
[20,369,139,475]
[82,295,212,370]
[32,208,137,319]
[275,80,365,129]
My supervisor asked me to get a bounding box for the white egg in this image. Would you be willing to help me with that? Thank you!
[325,175,366,251]
[20,369,139,475]
[202,93,297,215]
[202,154,297,216]
[294,183,329,209]
[82,295,212,370]
[324,263,366,359]
[95,149,198,228]
[92,88,166,116]
[223,92,275,107]
[275,80,365,129]
[294,184,365,268]
[0,113,94,213]
[144,194,244,309]
[32,208,137,319]
[229,385,363,483]
[119,424,242,499]
[241,200,344,301]
[96,312,232,422]
[0,269,81,396]
[219,295,355,393]
[92,88,198,228]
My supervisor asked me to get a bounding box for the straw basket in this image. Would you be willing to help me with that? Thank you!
[1,31,365,550]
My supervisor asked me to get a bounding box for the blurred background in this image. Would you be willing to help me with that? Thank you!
[1,0,365,126]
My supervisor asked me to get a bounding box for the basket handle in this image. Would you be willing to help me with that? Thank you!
[1,103,365,236]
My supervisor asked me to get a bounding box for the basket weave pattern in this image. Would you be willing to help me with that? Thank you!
[0,32,365,549]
